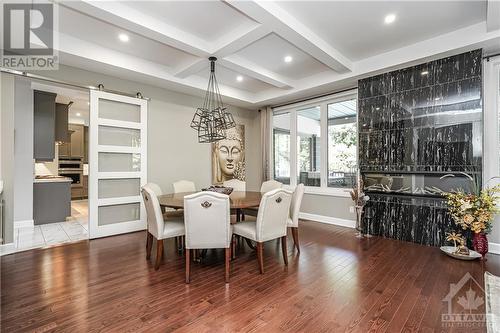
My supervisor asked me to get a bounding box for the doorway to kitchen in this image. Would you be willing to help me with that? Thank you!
[17,82,90,252]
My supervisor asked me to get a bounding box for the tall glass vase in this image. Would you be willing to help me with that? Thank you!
[355,205,370,238]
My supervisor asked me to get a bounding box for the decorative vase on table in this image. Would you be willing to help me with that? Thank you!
[473,232,488,259]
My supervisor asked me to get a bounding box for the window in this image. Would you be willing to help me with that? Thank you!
[273,112,291,184]
[297,106,321,186]
[327,99,357,188]
[271,91,358,195]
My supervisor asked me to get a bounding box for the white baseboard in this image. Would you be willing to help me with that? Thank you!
[299,212,356,228]
[0,243,16,256]
[489,242,500,255]
[14,219,34,228]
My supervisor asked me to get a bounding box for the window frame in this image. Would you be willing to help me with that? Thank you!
[270,90,358,197]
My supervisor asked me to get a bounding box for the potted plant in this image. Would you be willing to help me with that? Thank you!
[443,174,500,259]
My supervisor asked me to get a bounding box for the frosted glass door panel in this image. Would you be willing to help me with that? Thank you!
[98,153,141,172]
[99,99,140,123]
[98,126,141,147]
[98,178,141,198]
[98,203,140,226]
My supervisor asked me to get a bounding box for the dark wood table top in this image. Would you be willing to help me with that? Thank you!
[158,191,262,209]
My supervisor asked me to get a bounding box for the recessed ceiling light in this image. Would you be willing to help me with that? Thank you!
[421,70,429,75]
[118,33,129,42]
[384,14,396,24]
[375,107,380,110]
[236,75,243,82]
[284,55,293,63]
[76,112,81,117]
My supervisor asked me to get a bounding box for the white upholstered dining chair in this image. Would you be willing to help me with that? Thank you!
[233,188,293,274]
[173,180,196,193]
[287,184,305,252]
[183,191,232,283]
[242,180,283,218]
[223,179,246,191]
[142,184,185,270]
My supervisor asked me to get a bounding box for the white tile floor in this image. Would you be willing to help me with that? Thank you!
[1,200,88,255]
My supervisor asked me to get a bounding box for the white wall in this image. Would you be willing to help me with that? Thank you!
[13,77,34,226]
[1,73,15,243]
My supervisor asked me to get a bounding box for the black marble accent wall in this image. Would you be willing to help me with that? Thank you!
[358,49,483,246]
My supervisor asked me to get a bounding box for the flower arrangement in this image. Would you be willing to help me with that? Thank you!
[442,173,500,258]
[443,179,500,234]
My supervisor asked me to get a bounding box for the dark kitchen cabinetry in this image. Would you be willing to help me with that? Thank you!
[33,90,57,161]
[55,103,69,143]
[59,124,85,158]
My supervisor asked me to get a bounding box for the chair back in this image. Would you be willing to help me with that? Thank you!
[255,189,293,242]
[223,179,246,191]
[289,184,305,227]
[146,183,163,196]
[173,180,196,193]
[260,180,282,193]
[141,184,164,239]
[184,191,231,249]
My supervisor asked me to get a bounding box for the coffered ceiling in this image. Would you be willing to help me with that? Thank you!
[51,0,500,108]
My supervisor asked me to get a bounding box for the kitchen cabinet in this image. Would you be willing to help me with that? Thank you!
[55,103,69,143]
[59,124,84,158]
[34,90,57,161]
[33,178,71,224]
[83,126,89,163]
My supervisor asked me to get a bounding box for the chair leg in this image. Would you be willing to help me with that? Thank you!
[256,242,264,274]
[281,236,288,266]
[241,212,245,221]
[185,249,191,284]
[146,232,153,260]
[291,227,300,253]
[154,239,164,270]
[225,248,231,283]
[231,235,236,260]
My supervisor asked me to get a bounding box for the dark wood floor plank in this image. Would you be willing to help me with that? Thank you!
[2,220,499,332]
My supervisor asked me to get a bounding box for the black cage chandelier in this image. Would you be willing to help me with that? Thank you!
[190,57,236,143]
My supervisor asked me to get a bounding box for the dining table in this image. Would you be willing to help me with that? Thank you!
[158,190,262,222]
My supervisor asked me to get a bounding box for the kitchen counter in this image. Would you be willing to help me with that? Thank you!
[34,176,72,183]
[33,178,71,224]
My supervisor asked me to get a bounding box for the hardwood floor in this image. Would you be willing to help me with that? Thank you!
[1,221,499,332]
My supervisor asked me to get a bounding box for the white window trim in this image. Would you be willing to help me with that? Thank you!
[271,90,358,197]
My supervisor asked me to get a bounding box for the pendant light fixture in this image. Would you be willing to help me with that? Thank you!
[190,57,235,143]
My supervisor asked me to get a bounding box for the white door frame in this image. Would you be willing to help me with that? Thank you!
[89,90,148,239]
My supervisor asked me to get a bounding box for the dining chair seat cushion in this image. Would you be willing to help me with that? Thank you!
[160,220,185,240]
[233,221,257,241]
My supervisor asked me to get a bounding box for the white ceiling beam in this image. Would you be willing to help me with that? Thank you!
[174,59,208,79]
[60,1,292,89]
[212,25,271,57]
[487,0,500,32]
[55,32,256,104]
[226,0,353,73]
[58,0,210,57]
[220,55,293,89]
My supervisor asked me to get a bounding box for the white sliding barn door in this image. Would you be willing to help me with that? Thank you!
[89,90,147,239]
